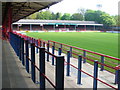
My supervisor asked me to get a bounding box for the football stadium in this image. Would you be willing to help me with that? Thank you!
[1,1,120,90]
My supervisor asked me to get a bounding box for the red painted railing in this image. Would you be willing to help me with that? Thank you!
[49,40,120,61]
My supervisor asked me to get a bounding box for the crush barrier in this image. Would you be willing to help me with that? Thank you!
[48,40,120,73]
[47,40,120,85]
[9,32,64,89]
[11,32,120,89]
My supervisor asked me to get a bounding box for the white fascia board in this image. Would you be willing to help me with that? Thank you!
[77,24,103,26]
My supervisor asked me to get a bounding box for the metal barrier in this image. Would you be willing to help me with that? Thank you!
[10,32,120,90]
[48,40,120,69]
[47,40,120,85]
[9,32,64,89]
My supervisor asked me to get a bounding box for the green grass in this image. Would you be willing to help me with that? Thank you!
[26,32,118,58]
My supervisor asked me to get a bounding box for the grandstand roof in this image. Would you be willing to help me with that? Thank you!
[13,19,103,26]
[2,1,62,23]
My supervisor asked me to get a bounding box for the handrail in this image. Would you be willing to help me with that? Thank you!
[64,61,117,90]
[27,56,56,88]
[49,40,120,61]
[55,45,117,70]
[11,32,119,90]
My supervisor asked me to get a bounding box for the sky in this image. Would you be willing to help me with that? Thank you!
[49,0,120,15]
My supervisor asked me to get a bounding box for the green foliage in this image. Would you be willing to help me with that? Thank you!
[37,10,52,20]
[55,12,62,20]
[85,10,105,22]
[85,10,116,26]
[25,9,118,26]
[70,13,83,21]
[26,12,37,19]
[100,14,116,26]
[36,12,40,19]
[94,10,105,23]
[113,15,120,26]
[85,10,95,21]
[61,13,71,20]
[51,12,56,20]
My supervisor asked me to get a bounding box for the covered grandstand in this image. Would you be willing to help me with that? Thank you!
[12,19,103,31]
[1,1,120,89]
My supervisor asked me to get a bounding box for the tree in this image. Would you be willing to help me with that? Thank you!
[113,15,120,26]
[51,12,56,20]
[61,13,71,20]
[85,9,96,21]
[100,14,116,26]
[94,10,105,23]
[77,8,86,21]
[85,9,115,26]
[70,13,83,21]
[55,12,62,20]
[38,10,52,20]
[36,12,40,19]
[85,10,104,22]
[26,12,37,19]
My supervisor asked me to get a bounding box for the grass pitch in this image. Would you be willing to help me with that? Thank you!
[26,32,118,58]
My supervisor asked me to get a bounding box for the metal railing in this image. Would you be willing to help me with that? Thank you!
[9,32,64,89]
[10,32,120,90]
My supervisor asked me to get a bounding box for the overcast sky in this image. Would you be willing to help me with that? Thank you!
[49,0,119,15]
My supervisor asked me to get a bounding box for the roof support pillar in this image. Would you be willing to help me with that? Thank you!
[42,25,43,31]
[8,6,12,32]
[2,19,7,37]
[64,25,66,30]
[75,25,77,30]
[2,2,12,38]
[94,25,95,31]
[30,24,32,31]
[53,25,55,30]
[84,25,86,31]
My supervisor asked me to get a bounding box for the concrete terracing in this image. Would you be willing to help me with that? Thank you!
[34,47,117,89]
[1,39,118,89]
[2,39,38,89]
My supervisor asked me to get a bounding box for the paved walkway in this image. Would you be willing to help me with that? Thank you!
[2,39,38,89]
